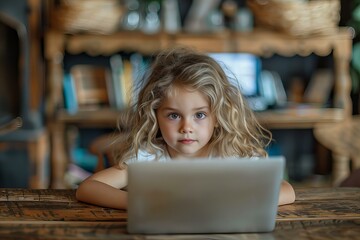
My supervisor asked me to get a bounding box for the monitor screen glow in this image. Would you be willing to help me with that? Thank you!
[208,53,260,97]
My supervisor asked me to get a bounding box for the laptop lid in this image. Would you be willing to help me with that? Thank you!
[127,156,285,234]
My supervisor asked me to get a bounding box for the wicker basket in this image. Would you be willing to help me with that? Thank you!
[54,0,125,35]
[247,0,340,37]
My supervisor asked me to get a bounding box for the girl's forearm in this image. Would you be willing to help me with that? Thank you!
[76,180,128,209]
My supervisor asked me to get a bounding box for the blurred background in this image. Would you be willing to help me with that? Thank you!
[0,0,359,189]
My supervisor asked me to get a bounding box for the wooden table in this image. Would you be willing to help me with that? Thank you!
[0,188,359,240]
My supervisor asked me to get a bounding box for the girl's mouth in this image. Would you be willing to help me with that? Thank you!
[179,139,195,144]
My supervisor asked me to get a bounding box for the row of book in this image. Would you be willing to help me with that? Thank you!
[63,53,150,114]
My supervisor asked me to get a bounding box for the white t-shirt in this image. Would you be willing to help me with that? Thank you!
[125,148,221,164]
[125,148,170,164]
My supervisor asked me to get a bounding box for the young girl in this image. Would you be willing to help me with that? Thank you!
[76,47,296,209]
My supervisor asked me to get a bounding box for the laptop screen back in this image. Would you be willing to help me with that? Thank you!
[127,157,284,234]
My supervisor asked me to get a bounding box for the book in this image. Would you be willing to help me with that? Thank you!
[110,54,127,110]
[110,53,151,109]
[122,59,133,106]
[70,65,110,109]
[130,53,151,103]
[63,73,78,114]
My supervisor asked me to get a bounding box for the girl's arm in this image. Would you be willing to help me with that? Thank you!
[278,180,296,205]
[76,166,128,209]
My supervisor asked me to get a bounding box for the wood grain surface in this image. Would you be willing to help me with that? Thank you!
[0,188,359,240]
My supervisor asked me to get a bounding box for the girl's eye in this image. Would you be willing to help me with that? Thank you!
[195,112,206,119]
[168,113,179,120]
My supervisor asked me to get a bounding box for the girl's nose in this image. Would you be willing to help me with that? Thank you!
[180,119,193,134]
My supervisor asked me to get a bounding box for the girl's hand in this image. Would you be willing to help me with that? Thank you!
[278,180,296,205]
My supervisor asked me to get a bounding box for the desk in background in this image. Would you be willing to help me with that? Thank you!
[314,116,360,186]
[0,188,359,239]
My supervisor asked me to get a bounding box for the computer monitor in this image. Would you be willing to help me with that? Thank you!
[208,53,261,97]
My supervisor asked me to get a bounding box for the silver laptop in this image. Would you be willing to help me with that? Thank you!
[127,156,285,234]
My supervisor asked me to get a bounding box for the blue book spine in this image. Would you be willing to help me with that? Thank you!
[63,73,78,114]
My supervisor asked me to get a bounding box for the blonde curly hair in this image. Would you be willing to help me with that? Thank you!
[114,47,271,168]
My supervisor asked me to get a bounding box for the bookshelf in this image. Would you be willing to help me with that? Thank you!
[45,27,353,188]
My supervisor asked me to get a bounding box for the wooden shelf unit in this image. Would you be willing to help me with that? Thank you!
[45,28,353,188]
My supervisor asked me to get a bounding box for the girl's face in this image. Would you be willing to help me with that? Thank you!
[156,86,217,159]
